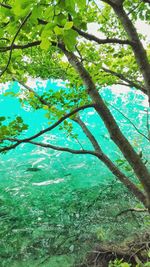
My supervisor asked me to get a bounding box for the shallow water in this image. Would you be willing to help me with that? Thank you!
[0,81,149,266]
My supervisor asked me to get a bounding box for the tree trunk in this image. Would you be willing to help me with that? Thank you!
[59,44,150,210]
[106,1,150,104]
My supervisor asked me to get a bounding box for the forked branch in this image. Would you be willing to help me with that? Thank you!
[0,103,95,153]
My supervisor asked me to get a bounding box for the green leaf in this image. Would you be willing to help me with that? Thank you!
[44,6,54,20]
[12,0,31,17]
[22,124,28,130]
[64,21,73,30]
[54,26,63,35]
[41,23,54,39]
[63,29,78,51]
[16,117,23,123]
[58,0,66,9]
[40,39,50,51]
[43,105,49,110]
[55,13,67,26]
[76,0,86,9]
[80,22,87,30]
[65,0,75,14]
[120,263,131,267]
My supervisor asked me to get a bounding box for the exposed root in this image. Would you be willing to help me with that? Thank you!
[80,232,150,267]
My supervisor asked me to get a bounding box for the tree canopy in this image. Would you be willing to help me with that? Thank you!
[0,0,150,210]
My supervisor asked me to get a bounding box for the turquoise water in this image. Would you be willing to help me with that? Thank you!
[0,81,149,188]
[0,81,149,266]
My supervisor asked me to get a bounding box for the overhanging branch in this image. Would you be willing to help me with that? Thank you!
[15,79,50,107]
[0,103,95,153]
[73,26,132,45]
[58,42,150,202]
[2,138,97,156]
[141,0,150,4]
[73,116,147,206]
[0,41,41,52]
[102,67,147,94]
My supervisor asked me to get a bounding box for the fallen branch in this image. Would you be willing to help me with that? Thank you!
[116,208,148,217]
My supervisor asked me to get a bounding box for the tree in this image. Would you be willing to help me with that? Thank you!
[0,0,150,210]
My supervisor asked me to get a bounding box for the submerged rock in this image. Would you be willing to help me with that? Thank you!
[26,167,41,172]
[32,178,64,186]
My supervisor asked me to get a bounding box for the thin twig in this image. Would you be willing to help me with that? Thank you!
[0,12,32,78]
[74,137,84,150]
[102,67,147,95]
[15,79,51,107]
[0,2,11,9]
[0,38,10,41]
[108,102,149,141]
[75,45,84,62]
[127,2,142,16]
[146,108,150,140]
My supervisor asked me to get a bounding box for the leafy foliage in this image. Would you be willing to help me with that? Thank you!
[0,116,28,141]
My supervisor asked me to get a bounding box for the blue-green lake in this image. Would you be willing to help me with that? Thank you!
[0,80,149,266]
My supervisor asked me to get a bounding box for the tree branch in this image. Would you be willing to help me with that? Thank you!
[0,103,95,153]
[108,102,150,141]
[0,41,41,52]
[73,116,147,206]
[2,138,97,156]
[0,141,20,153]
[0,25,132,55]
[108,3,150,104]
[1,133,147,206]
[72,26,132,45]
[102,67,147,94]
[32,16,133,46]
[0,3,11,9]
[57,43,150,206]
[73,116,102,152]
[141,0,150,4]
[113,82,134,87]
[15,79,51,107]
[82,57,147,95]
[0,12,32,78]
[116,208,148,217]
